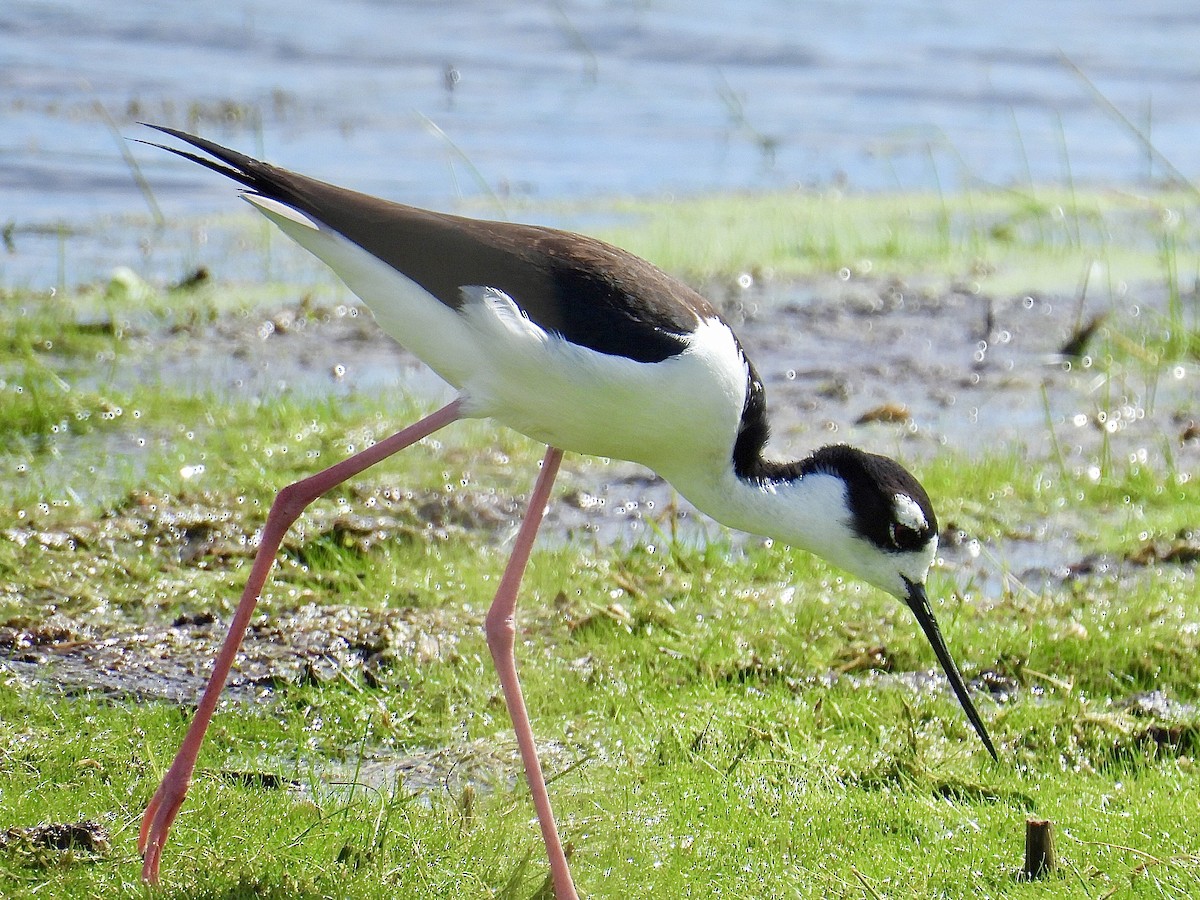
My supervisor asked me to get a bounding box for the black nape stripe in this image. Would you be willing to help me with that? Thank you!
[730,363,937,554]
[731,354,770,479]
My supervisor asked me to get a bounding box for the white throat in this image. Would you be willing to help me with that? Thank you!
[668,465,936,598]
[669,465,853,559]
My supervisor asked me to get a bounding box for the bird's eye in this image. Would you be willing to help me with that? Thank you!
[887,493,930,552]
[890,522,923,550]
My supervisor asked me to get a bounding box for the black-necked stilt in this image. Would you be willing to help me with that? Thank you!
[136,126,997,899]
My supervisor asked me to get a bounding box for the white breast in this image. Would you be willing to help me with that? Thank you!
[456,292,748,473]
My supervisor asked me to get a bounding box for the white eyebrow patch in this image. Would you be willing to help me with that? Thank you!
[892,493,928,532]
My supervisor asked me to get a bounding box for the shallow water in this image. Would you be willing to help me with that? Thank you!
[4,0,1199,287]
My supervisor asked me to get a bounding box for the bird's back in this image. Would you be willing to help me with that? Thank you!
[148,127,760,478]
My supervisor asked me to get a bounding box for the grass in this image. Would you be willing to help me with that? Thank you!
[564,185,1200,298]
[1,185,1199,898]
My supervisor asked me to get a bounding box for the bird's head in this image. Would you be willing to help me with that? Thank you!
[799,446,997,760]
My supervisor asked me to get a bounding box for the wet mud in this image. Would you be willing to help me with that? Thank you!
[0,820,112,867]
[0,603,468,705]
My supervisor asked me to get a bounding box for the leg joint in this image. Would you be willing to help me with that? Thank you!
[484,606,516,655]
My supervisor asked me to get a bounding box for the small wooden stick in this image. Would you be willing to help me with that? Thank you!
[1024,818,1056,879]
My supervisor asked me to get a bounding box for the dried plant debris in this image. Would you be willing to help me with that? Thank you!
[1125,530,1200,566]
[1083,691,1200,763]
[4,486,523,575]
[0,820,111,864]
[0,604,471,702]
[1059,312,1107,359]
[218,770,302,791]
[835,644,891,674]
[117,486,520,562]
[855,403,911,425]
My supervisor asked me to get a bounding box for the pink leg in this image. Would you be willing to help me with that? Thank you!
[139,399,463,882]
[483,446,578,900]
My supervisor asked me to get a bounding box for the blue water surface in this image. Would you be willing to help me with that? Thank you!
[2,0,1196,286]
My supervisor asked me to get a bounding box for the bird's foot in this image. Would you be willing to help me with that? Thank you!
[138,762,192,883]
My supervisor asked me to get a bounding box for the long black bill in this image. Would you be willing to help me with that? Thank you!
[904,580,998,760]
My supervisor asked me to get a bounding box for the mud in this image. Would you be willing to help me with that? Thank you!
[5,482,522,571]
[0,603,468,704]
[0,820,111,861]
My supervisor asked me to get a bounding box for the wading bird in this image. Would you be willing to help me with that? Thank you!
[137,126,997,900]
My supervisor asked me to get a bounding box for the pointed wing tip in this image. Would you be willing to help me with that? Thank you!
[130,125,264,192]
[138,122,188,140]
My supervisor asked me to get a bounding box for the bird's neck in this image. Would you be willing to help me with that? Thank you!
[662,454,854,563]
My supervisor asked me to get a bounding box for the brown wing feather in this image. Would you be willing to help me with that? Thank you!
[144,125,719,362]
